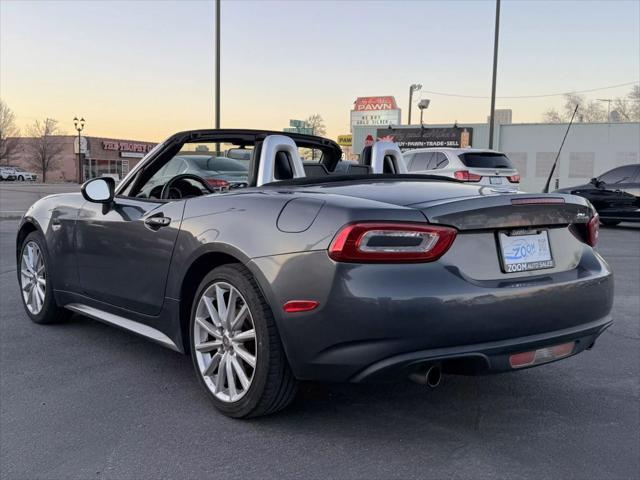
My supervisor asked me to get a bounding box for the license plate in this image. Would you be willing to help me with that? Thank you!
[498,230,554,272]
[490,177,503,185]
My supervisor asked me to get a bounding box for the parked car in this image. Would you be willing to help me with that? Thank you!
[402,148,520,190]
[555,164,640,225]
[0,166,17,181]
[17,129,612,418]
[140,154,249,197]
[10,166,37,182]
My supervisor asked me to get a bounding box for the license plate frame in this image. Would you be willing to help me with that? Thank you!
[489,177,502,185]
[497,229,555,273]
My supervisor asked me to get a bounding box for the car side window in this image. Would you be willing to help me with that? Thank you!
[404,154,414,170]
[599,166,637,185]
[409,152,432,171]
[433,153,449,169]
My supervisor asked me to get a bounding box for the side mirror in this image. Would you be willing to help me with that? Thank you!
[81,177,115,204]
[589,177,598,185]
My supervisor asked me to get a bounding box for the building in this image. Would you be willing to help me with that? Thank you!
[352,121,640,192]
[6,135,157,183]
[487,109,513,125]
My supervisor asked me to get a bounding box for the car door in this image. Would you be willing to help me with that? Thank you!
[75,195,185,316]
[591,165,639,218]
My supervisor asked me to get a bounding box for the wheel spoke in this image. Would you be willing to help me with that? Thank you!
[225,288,238,325]
[215,353,228,392]
[33,285,42,311]
[195,339,223,353]
[203,352,222,377]
[215,285,227,323]
[234,345,256,368]
[226,356,237,398]
[234,329,255,343]
[230,304,248,331]
[37,277,46,287]
[195,316,221,339]
[231,355,250,390]
[202,295,223,328]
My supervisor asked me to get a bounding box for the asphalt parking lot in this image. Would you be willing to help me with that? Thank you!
[0,207,638,479]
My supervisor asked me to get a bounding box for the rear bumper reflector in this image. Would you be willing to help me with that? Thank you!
[509,341,576,368]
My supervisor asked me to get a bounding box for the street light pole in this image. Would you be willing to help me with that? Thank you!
[418,99,431,125]
[215,0,221,129]
[597,98,612,122]
[73,117,85,184]
[488,0,500,149]
[407,83,422,125]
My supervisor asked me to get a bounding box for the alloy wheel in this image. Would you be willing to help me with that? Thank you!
[20,241,46,315]
[193,281,257,403]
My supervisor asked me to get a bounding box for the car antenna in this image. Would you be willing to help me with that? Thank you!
[543,104,579,193]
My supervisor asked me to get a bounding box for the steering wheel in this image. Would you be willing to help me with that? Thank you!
[160,173,215,200]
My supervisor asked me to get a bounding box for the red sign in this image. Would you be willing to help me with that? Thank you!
[353,96,398,111]
[102,140,154,153]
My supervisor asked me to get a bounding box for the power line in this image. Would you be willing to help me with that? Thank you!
[421,81,638,100]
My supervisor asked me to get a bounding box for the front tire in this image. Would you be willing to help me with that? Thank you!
[189,264,297,418]
[18,231,70,324]
[17,175,24,181]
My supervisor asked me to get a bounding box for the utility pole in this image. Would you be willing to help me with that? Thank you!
[488,0,500,149]
[597,98,612,122]
[215,0,221,152]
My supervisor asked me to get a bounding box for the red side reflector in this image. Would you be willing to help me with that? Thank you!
[283,300,319,313]
[509,341,576,369]
[511,197,565,205]
[507,174,520,183]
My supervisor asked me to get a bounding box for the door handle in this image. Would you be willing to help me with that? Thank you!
[144,215,171,229]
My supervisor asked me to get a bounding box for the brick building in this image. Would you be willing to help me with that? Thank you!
[6,136,157,183]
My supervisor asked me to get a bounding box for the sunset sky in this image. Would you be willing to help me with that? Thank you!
[1,0,638,142]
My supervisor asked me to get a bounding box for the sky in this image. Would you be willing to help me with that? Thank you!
[1,0,639,142]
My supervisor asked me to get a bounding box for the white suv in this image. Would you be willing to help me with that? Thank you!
[402,148,520,190]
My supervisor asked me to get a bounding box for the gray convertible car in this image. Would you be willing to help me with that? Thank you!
[16,129,613,418]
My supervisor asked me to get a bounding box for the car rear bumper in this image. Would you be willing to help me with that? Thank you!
[250,247,614,383]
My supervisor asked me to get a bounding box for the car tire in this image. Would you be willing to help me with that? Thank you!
[18,231,70,324]
[600,219,621,226]
[189,264,297,418]
[17,175,24,181]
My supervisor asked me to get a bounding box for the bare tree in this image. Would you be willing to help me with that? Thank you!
[305,114,327,137]
[544,87,640,123]
[24,118,66,183]
[0,99,20,164]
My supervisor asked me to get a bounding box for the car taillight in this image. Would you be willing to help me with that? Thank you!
[507,174,520,183]
[587,213,599,247]
[328,222,457,263]
[206,178,230,189]
[453,170,482,182]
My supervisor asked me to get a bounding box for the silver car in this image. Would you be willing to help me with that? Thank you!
[403,148,520,190]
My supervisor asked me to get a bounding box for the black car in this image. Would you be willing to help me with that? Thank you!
[556,164,640,225]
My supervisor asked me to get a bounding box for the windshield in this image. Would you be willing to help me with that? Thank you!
[458,152,514,169]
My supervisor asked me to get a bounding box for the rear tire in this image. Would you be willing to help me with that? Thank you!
[18,231,70,324]
[17,175,24,182]
[189,264,297,418]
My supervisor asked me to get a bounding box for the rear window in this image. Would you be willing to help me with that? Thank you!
[458,152,514,169]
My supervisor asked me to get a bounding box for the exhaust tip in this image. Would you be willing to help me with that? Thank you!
[425,365,442,388]
[409,364,442,387]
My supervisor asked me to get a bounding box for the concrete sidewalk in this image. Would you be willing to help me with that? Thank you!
[0,183,79,219]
